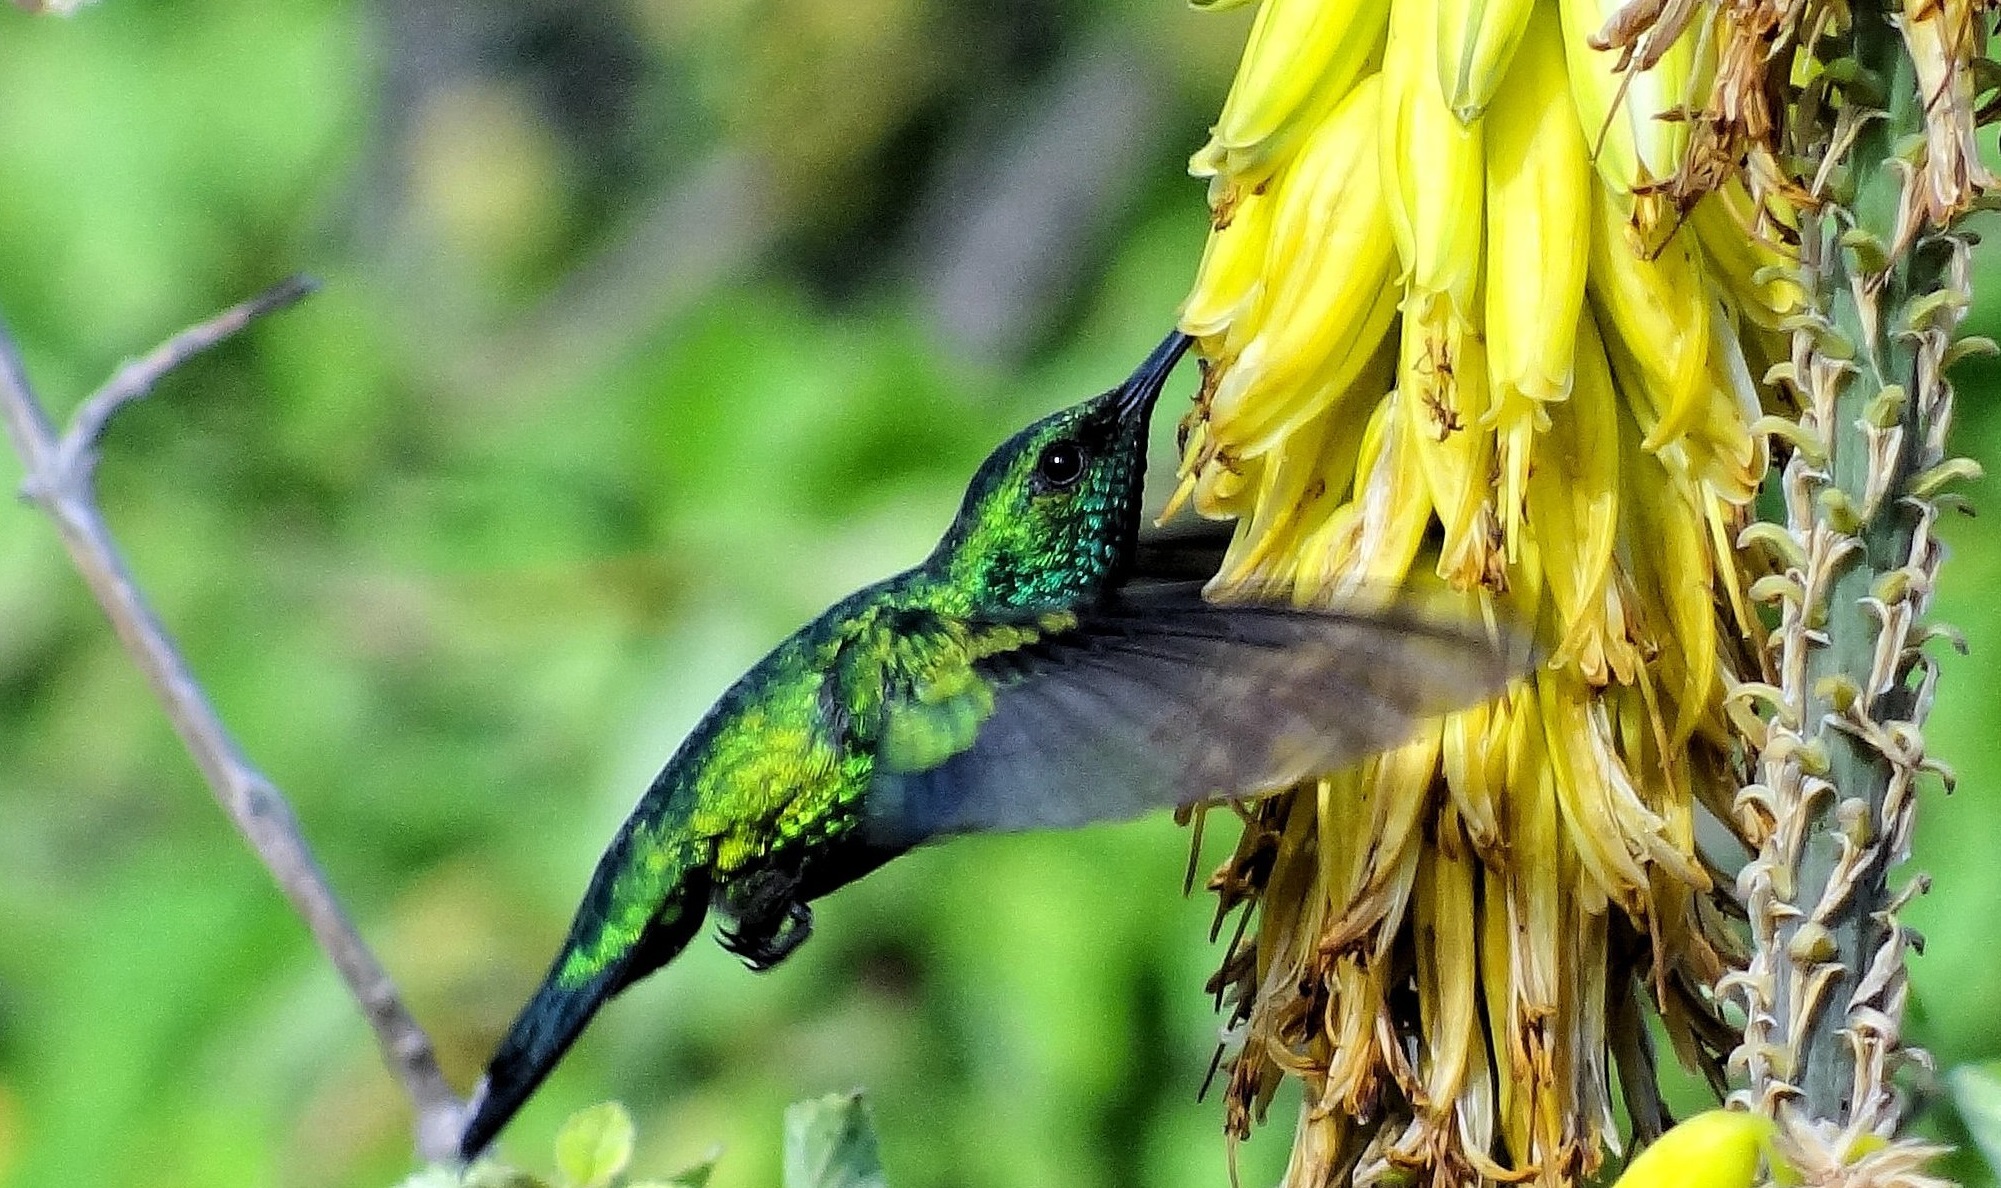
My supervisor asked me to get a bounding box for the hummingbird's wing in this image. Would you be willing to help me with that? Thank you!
[862,584,1527,848]
[1129,518,1236,583]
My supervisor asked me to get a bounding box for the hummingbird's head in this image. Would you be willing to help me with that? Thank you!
[932,331,1193,613]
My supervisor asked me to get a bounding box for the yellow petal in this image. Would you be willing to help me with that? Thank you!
[1182,177,1279,339]
[1381,0,1484,316]
[1200,0,1393,189]
[1556,0,1698,212]
[1300,388,1434,597]
[1213,343,1388,590]
[1611,1111,1775,1188]
[1207,75,1401,459]
[1416,810,1480,1109]
[1539,670,1656,908]
[1587,185,1709,452]
[1484,0,1591,407]
[1528,314,1634,684]
[1437,0,1538,120]
[1442,692,1505,855]
[1621,439,1716,745]
[1399,312,1500,591]
[1478,862,1525,1160]
[1688,180,1803,330]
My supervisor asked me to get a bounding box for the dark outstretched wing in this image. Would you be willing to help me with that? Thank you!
[1129,517,1237,583]
[863,584,1527,848]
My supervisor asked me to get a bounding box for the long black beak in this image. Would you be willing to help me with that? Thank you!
[1114,330,1194,421]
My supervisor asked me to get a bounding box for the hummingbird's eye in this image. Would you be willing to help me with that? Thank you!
[1034,439,1088,490]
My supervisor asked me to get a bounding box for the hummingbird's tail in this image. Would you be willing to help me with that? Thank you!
[459,871,711,1161]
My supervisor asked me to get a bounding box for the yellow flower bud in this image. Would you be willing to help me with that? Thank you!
[1611,1111,1776,1188]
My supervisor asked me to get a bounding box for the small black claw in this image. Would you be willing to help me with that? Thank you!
[718,901,814,971]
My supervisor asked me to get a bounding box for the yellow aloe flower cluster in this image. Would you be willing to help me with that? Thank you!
[1173,0,1804,1183]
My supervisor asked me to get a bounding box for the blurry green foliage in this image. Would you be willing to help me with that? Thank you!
[397,1101,715,1188]
[0,3,1997,1188]
[553,1103,639,1188]
[783,1094,885,1188]
[407,1096,880,1188]
[1952,1063,2001,1180]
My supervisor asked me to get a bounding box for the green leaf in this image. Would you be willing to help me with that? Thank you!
[464,1164,555,1188]
[553,1102,637,1188]
[783,1092,888,1188]
[1952,1063,2001,1176]
[629,1143,723,1188]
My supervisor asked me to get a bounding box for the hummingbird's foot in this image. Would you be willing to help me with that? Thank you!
[718,901,814,971]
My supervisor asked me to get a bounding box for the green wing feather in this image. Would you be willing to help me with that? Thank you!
[864,585,1525,848]
[872,612,1077,774]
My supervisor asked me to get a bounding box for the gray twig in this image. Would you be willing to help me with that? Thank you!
[0,279,466,1163]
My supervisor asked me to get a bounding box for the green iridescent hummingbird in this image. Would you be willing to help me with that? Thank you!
[458,331,1520,1158]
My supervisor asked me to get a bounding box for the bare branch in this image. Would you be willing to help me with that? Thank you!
[38,276,319,502]
[0,281,466,1163]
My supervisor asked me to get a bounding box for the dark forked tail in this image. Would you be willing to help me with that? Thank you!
[459,872,710,1161]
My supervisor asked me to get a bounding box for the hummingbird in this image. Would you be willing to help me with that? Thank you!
[458,330,1521,1158]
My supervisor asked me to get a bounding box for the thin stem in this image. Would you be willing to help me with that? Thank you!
[1786,6,1927,1124]
[48,276,319,496]
[1727,3,1971,1178]
[0,283,466,1163]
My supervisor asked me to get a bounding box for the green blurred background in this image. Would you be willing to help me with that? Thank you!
[0,3,1997,1187]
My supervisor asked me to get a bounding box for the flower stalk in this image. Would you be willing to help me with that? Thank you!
[1711,0,1987,1178]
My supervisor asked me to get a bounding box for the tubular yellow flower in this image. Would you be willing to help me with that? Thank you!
[1198,75,1399,463]
[1438,0,1538,120]
[1379,0,1492,590]
[1609,1110,1778,1188]
[1586,185,1711,452]
[1194,0,1392,194]
[1483,0,1589,554]
[1555,0,1699,242]
[1689,179,1804,332]
[1380,0,1484,316]
[1402,320,1497,588]
[1527,315,1629,682]
[1177,1,1790,1185]
[1484,0,1590,403]
[1182,181,1276,340]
